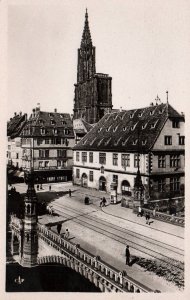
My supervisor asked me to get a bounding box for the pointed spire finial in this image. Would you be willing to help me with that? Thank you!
[81,8,92,47]
[166,90,168,103]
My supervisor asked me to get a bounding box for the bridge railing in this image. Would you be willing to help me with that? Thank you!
[38,224,153,293]
[141,208,184,227]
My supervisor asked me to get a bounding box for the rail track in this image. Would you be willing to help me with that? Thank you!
[51,202,184,271]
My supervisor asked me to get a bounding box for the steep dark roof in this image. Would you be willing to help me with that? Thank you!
[74,103,183,152]
[21,111,74,138]
[7,114,27,137]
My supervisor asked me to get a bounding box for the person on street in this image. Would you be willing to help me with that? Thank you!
[69,189,72,197]
[102,197,107,207]
[57,223,62,235]
[37,184,39,191]
[49,185,51,191]
[40,184,43,190]
[65,228,70,239]
[146,212,150,225]
[99,199,103,207]
[137,206,142,217]
[125,245,130,265]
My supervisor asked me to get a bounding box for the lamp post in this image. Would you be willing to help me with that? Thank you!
[133,129,144,211]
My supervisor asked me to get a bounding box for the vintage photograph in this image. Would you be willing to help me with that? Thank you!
[5,0,188,294]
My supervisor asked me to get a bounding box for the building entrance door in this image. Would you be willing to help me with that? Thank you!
[81,173,88,188]
[99,176,106,191]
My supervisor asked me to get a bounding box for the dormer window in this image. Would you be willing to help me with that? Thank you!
[49,113,53,117]
[53,128,57,135]
[105,137,111,146]
[123,126,126,131]
[98,127,102,132]
[150,110,155,116]
[114,137,122,146]
[151,120,158,129]
[142,139,147,145]
[106,126,111,132]
[62,121,67,126]
[98,138,104,146]
[82,139,88,145]
[90,137,96,145]
[159,109,164,114]
[138,110,144,117]
[51,119,55,125]
[142,123,147,130]
[133,139,138,145]
[113,126,118,132]
[122,137,130,146]
[130,113,134,119]
[131,122,138,131]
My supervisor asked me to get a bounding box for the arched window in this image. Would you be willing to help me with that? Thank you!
[121,180,131,196]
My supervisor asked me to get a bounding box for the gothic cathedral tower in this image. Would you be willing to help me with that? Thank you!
[73,10,112,124]
[21,171,38,267]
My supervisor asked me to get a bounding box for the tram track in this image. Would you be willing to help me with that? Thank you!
[66,190,184,239]
[54,202,183,256]
[51,202,184,271]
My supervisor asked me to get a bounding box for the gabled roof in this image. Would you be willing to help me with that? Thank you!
[74,103,184,153]
[21,111,74,138]
[7,114,27,137]
[80,119,93,132]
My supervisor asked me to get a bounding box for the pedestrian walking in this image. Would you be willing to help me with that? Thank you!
[146,212,150,225]
[153,208,156,218]
[49,185,51,191]
[40,184,43,190]
[65,228,70,239]
[37,184,39,191]
[99,198,103,207]
[125,245,130,265]
[57,223,62,235]
[102,197,107,207]
[69,189,72,197]
[137,206,142,217]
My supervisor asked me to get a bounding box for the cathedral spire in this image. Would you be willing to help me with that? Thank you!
[81,8,92,48]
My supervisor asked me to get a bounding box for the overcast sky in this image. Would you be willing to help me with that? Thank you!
[7,0,190,119]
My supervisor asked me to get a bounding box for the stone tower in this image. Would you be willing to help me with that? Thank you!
[73,9,112,124]
[21,171,38,267]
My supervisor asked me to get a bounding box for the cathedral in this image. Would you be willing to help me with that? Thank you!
[73,10,112,124]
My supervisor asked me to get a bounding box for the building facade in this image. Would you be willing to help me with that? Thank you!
[20,105,75,183]
[73,10,112,124]
[7,112,27,169]
[73,102,185,201]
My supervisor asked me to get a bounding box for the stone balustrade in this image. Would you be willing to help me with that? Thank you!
[141,208,184,227]
[38,224,153,293]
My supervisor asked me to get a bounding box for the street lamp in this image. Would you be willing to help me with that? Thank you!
[133,129,144,210]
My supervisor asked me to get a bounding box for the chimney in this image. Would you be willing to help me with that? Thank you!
[36,103,40,112]
[120,107,122,112]
[32,108,36,118]
[19,111,22,116]
[54,108,57,113]
[14,112,17,116]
